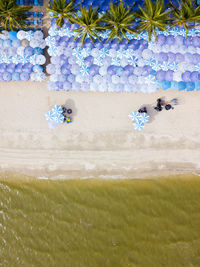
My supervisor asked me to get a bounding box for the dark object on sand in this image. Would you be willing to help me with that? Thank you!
[154,98,163,111]
[62,106,67,113]
[165,104,174,110]
[67,108,72,114]
[138,107,147,113]
[154,106,162,111]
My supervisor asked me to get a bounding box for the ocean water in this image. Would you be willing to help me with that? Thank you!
[1,175,200,267]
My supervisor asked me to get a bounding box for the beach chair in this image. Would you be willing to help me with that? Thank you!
[37,19,43,26]
[37,12,44,18]
[38,0,43,6]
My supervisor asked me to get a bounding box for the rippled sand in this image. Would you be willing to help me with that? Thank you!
[1,174,200,267]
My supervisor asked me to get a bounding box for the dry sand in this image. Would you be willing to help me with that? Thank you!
[0,81,200,179]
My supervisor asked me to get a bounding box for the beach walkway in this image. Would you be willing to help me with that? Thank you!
[0,81,200,178]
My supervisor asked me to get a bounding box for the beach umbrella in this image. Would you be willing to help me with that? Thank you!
[8,47,17,57]
[52,105,63,115]
[30,39,40,48]
[184,53,193,63]
[190,71,199,82]
[12,39,21,48]
[61,64,71,75]
[47,81,56,90]
[161,80,171,90]
[12,72,20,81]
[33,65,43,73]
[139,112,149,123]
[90,64,99,76]
[15,63,23,72]
[134,121,144,131]
[9,31,17,41]
[175,53,184,63]
[20,72,30,81]
[182,71,191,82]
[36,55,46,65]
[170,81,178,90]
[186,82,195,91]
[34,31,44,40]
[129,111,141,121]
[46,64,56,75]
[166,35,175,45]
[21,39,29,47]
[7,63,15,73]
[178,81,186,91]
[48,120,59,129]
[167,52,176,63]
[54,113,64,124]
[45,111,54,121]
[72,81,81,91]
[63,81,72,91]
[165,70,174,81]
[17,47,25,57]
[3,39,12,48]
[33,47,43,55]
[175,35,184,45]
[68,74,75,83]
[22,63,33,73]
[3,72,12,82]
[156,35,166,45]
[17,30,26,40]
[112,75,120,84]
[36,73,46,82]
[155,70,166,81]
[158,52,168,62]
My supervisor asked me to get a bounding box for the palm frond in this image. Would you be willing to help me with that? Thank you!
[46,0,78,28]
[134,0,170,41]
[71,5,104,46]
[102,1,136,41]
[169,0,200,37]
[0,0,32,31]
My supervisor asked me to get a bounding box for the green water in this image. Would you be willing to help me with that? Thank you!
[1,176,200,267]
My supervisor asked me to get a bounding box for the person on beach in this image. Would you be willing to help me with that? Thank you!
[138,107,147,113]
[154,98,163,112]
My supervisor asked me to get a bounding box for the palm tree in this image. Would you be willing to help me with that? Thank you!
[169,0,200,37]
[102,2,136,41]
[0,0,32,31]
[46,0,78,28]
[134,0,170,41]
[71,5,104,46]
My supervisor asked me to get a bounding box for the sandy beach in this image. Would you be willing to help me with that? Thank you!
[0,81,200,179]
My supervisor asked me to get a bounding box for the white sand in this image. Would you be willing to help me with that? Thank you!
[0,81,200,179]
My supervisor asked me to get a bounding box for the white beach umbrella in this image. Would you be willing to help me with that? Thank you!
[35,55,46,65]
[133,121,144,131]
[17,30,26,40]
[34,31,44,40]
[129,111,141,121]
[139,112,149,123]
[45,111,54,121]
[54,113,64,124]
[52,105,63,115]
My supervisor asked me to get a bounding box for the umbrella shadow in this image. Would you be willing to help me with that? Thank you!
[138,104,158,123]
[63,99,78,120]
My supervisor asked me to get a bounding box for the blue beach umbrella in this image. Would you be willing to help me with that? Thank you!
[3,72,12,82]
[139,112,149,123]
[129,111,141,122]
[134,121,144,131]
[54,113,64,124]
[52,105,63,115]
[12,72,20,81]
[45,111,55,121]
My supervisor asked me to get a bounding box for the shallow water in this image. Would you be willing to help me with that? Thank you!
[1,175,200,267]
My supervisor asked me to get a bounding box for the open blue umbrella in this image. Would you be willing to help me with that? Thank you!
[134,121,144,131]
[45,111,55,121]
[3,72,12,82]
[139,112,149,123]
[52,105,63,115]
[129,111,141,122]
[54,113,64,124]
